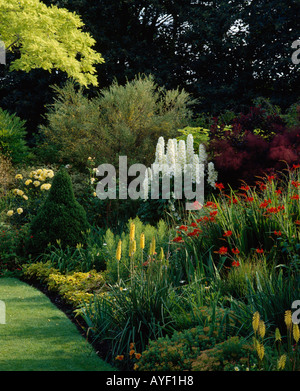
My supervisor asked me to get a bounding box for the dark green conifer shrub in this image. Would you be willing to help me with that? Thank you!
[27,168,90,256]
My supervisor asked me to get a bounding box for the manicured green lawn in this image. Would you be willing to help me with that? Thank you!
[0,278,115,371]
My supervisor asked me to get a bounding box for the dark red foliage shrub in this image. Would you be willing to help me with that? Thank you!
[210,126,300,188]
[232,106,286,135]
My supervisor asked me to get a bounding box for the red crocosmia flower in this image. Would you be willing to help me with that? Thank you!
[215,183,225,190]
[259,183,267,191]
[267,175,275,182]
[246,196,254,202]
[217,246,228,255]
[194,228,202,233]
[256,248,264,254]
[173,236,184,242]
[190,222,197,227]
[209,211,218,216]
[274,230,282,236]
[260,199,271,208]
[295,220,300,225]
[291,181,300,188]
[179,225,188,231]
[291,195,300,200]
[232,260,240,267]
[204,201,217,208]
[187,229,202,237]
[223,230,233,237]
[292,164,300,170]
[240,185,250,191]
[231,248,240,254]
[275,189,282,195]
[266,207,278,214]
[232,198,239,204]
[196,218,203,223]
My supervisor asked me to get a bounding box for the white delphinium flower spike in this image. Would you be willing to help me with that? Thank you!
[177,139,186,171]
[199,144,207,164]
[207,162,218,188]
[186,134,194,165]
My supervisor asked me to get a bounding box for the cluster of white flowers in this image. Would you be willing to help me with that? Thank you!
[143,135,218,200]
[207,162,218,188]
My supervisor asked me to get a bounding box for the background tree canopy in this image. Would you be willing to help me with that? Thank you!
[0,0,299,139]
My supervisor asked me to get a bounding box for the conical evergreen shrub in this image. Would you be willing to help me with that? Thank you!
[27,168,90,256]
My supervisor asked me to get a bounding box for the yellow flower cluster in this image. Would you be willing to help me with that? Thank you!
[29,168,54,180]
[7,168,55,218]
[7,208,23,216]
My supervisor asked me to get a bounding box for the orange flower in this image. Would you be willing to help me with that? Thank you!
[215,182,225,190]
[231,248,240,254]
[223,230,233,237]
[130,342,135,349]
[115,355,124,361]
[256,248,264,254]
[135,353,142,360]
[129,349,135,357]
[173,236,184,242]
[291,195,300,200]
[204,201,217,208]
[260,199,271,208]
[179,225,188,231]
[216,246,228,255]
[240,185,250,191]
[291,180,300,188]
[259,183,267,191]
[187,229,202,237]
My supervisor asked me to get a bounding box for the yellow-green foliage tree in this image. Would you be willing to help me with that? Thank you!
[0,0,104,86]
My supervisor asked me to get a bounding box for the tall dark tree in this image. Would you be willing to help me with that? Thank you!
[0,0,299,138]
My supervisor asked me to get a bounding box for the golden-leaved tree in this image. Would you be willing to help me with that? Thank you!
[0,0,104,86]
